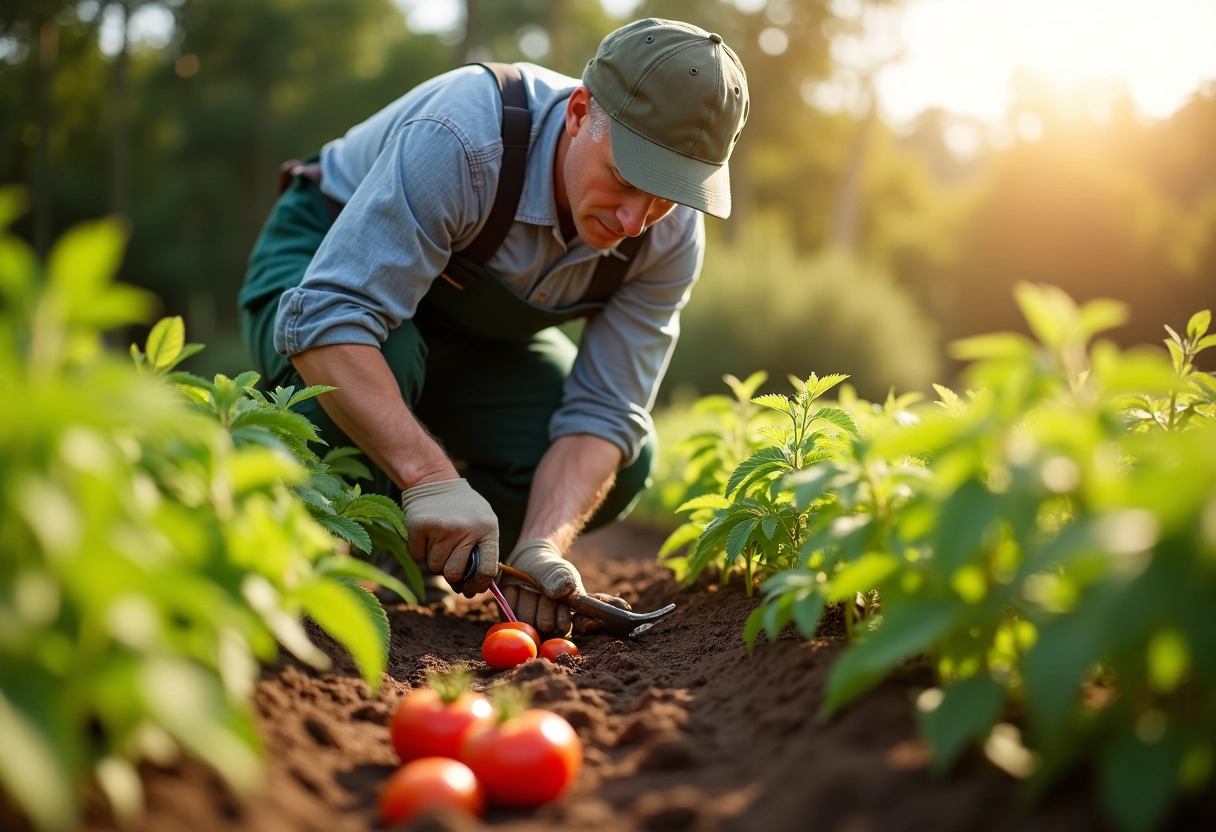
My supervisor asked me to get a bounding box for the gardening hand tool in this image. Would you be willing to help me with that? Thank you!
[399,478,499,597]
[455,545,677,639]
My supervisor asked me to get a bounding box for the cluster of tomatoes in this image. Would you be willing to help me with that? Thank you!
[378,624,583,826]
[481,620,579,670]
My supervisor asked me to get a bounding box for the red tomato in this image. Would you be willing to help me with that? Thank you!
[460,709,583,808]
[390,688,493,763]
[539,638,580,662]
[482,629,537,670]
[487,620,541,649]
[379,757,485,825]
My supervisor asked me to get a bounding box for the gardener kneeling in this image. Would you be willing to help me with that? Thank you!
[238,19,750,635]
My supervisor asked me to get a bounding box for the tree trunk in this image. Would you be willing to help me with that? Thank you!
[831,94,876,251]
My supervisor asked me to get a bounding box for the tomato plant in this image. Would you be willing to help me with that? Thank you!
[379,757,484,825]
[539,638,580,662]
[461,709,583,808]
[482,629,537,670]
[390,671,493,762]
[488,620,541,649]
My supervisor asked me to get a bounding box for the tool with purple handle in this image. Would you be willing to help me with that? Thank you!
[455,545,676,638]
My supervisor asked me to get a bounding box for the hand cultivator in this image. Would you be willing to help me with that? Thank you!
[457,546,677,638]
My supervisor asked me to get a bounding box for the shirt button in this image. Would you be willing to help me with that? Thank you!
[536,292,548,302]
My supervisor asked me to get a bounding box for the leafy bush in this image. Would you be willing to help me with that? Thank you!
[661,282,1216,831]
[0,189,417,831]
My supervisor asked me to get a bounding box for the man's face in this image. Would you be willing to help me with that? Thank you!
[557,88,678,250]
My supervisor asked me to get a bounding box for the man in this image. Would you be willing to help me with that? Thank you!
[239,18,749,635]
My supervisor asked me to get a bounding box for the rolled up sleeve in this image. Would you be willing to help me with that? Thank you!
[549,209,705,464]
[274,118,485,357]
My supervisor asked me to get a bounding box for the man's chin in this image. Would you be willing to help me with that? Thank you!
[581,218,624,250]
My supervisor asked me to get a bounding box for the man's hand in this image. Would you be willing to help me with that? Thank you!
[400,478,499,596]
[501,538,630,635]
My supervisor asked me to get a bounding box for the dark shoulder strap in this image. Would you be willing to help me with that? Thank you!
[452,62,530,269]
[582,228,651,303]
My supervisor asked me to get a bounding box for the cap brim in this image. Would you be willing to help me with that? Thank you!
[609,118,732,219]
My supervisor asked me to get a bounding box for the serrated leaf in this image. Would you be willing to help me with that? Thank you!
[726,446,790,497]
[231,407,321,443]
[761,516,778,540]
[659,522,703,560]
[340,494,406,537]
[806,373,850,401]
[675,493,731,513]
[724,370,767,402]
[322,447,372,480]
[314,513,373,553]
[145,317,185,370]
[726,517,758,560]
[284,385,337,410]
[809,406,860,437]
[752,393,791,413]
[295,579,389,693]
[315,556,417,605]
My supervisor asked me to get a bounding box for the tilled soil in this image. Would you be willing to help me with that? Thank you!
[78,522,1214,832]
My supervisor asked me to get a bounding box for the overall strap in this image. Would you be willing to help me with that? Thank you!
[447,62,531,274]
[441,61,651,301]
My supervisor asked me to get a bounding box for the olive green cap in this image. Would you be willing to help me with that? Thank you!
[583,18,749,219]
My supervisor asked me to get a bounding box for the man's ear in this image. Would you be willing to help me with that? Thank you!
[565,86,592,137]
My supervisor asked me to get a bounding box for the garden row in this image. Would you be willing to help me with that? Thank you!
[657,283,1216,832]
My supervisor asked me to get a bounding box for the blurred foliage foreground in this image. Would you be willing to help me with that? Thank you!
[654,283,1216,831]
[0,189,424,831]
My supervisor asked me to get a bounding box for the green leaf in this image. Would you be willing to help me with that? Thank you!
[934,479,1000,575]
[339,494,406,537]
[675,493,731,513]
[47,217,127,295]
[296,579,389,692]
[0,185,29,228]
[145,317,185,371]
[1186,310,1211,341]
[726,446,789,497]
[314,514,373,554]
[786,462,846,508]
[659,522,703,560]
[726,517,759,561]
[0,688,76,832]
[827,553,901,602]
[1099,731,1185,832]
[283,385,337,410]
[1077,298,1129,340]
[792,592,826,638]
[752,393,791,413]
[724,370,767,402]
[809,406,860,437]
[823,600,961,715]
[315,556,417,605]
[805,373,850,400]
[321,447,372,480]
[919,676,1005,775]
[744,605,767,651]
[949,332,1036,362]
[763,592,792,640]
[230,407,321,443]
[761,516,779,540]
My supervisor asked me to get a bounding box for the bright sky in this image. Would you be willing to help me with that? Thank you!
[101,0,1216,127]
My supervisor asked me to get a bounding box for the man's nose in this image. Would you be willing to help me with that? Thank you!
[616,194,655,237]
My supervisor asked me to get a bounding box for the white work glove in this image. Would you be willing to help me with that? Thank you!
[400,478,498,597]
[500,539,630,636]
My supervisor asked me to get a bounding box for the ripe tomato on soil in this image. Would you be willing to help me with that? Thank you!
[460,709,583,808]
[482,628,537,670]
[379,757,485,825]
[390,688,493,762]
[487,620,541,649]
[539,638,580,662]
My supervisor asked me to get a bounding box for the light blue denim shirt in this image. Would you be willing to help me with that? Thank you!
[274,62,705,464]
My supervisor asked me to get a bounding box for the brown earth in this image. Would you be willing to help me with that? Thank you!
[78,522,1214,832]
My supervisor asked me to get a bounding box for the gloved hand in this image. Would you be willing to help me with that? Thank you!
[400,478,498,597]
[500,539,631,636]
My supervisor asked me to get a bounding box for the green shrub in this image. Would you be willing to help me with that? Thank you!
[666,226,942,403]
[0,189,416,831]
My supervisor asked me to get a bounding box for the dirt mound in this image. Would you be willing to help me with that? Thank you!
[77,522,1214,832]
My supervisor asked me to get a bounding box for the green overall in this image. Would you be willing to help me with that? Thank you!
[238,174,655,553]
